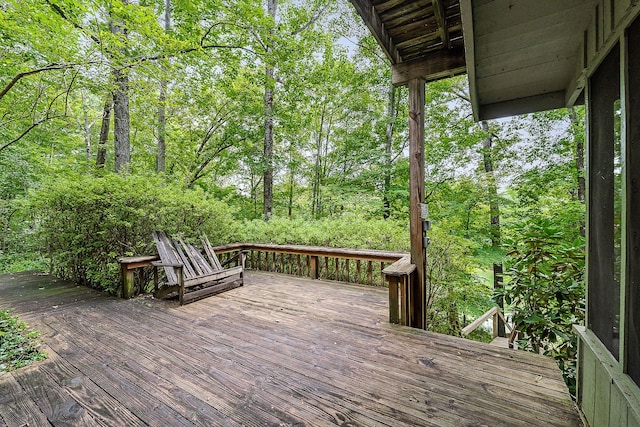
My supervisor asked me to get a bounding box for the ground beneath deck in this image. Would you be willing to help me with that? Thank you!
[0,271,581,426]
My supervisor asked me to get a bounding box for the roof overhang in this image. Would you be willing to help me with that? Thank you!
[350,0,597,120]
[461,0,595,120]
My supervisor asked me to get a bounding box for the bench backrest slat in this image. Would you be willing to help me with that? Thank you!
[153,231,180,284]
[202,235,223,271]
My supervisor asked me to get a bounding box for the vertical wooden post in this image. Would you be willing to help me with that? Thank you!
[389,276,399,323]
[310,255,319,279]
[401,275,409,325]
[625,20,640,384]
[408,78,426,329]
[121,264,134,299]
[176,266,184,306]
[153,265,158,293]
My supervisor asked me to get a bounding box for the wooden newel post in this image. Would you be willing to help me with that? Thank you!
[310,255,319,279]
[121,263,134,299]
[408,78,426,329]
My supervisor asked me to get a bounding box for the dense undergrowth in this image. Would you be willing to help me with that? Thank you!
[0,310,46,372]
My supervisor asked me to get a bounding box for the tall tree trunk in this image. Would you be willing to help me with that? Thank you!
[569,107,586,237]
[81,90,92,166]
[156,0,171,173]
[96,97,112,168]
[288,145,294,217]
[383,83,396,219]
[481,120,505,337]
[110,0,130,174]
[113,68,130,173]
[262,0,277,220]
[312,105,326,217]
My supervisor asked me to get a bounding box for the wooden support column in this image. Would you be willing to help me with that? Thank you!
[625,17,640,387]
[408,78,426,329]
[310,255,319,279]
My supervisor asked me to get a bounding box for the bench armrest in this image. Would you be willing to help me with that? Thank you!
[151,261,184,268]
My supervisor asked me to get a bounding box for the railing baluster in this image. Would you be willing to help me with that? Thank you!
[368,261,373,286]
[356,260,361,283]
[345,259,350,283]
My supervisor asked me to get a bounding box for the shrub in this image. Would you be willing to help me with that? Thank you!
[235,215,410,252]
[499,218,585,396]
[0,309,46,372]
[30,173,237,294]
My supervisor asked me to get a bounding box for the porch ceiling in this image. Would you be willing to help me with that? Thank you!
[350,0,596,120]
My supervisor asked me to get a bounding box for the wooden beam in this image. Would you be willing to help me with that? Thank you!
[391,46,466,86]
[625,14,640,388]
[408,78,425,329]
[349,0,402,64]
[460,0,479,120]
[432,0,450,49]
[478,91,566,121]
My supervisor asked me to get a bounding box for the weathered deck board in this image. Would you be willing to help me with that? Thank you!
[0,270,581,426]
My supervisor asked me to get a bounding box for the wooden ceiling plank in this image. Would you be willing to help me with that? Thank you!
[379,0,432,22]
[389,19,439,44]
[432,0,451,48]
[373,0,409,14]
[475,8,589,59]
[476,39,577,77]
[473,0,584,35]
[396,30,442,50]
[392,46,466,86]
[349,0,402,63]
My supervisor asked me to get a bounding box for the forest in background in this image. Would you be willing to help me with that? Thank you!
[0,0,585,391]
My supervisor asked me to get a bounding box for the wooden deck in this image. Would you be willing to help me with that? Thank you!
[0,271,581,426]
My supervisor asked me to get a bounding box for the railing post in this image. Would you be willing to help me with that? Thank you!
[310,255,319,279]
[389,276,400,323]
[121,263,134,299]
[401,274,409,325]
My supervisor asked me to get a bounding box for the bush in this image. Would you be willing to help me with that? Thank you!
[0,197,46,273]
[499,218,585,396]
[235,215,410,252]
[30,173,237,294]
[0,309,46,372]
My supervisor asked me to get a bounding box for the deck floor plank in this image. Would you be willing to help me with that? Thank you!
[0,270,582,426]
[0,373,50,427]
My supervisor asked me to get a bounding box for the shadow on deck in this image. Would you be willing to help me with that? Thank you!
[0,271,581,426]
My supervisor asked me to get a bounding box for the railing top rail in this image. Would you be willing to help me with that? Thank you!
[211,242,407,263]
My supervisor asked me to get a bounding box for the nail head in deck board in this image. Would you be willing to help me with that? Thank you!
[0,271,580,426]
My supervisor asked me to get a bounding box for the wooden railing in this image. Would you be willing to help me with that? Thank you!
[213,243,406,287]
[461,307,516,348]
[382,255,416,326]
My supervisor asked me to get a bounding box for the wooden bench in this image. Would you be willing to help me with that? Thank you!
[383,254,416,325]
[152,231,246,305]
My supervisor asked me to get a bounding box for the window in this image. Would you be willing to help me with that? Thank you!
[588,43,621,360]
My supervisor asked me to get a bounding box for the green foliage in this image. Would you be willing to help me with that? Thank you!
[30,173,237,294]
[425,229,493,335]
[236,215,409,252]
[499,218,585,395]
[0,309,46,372]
